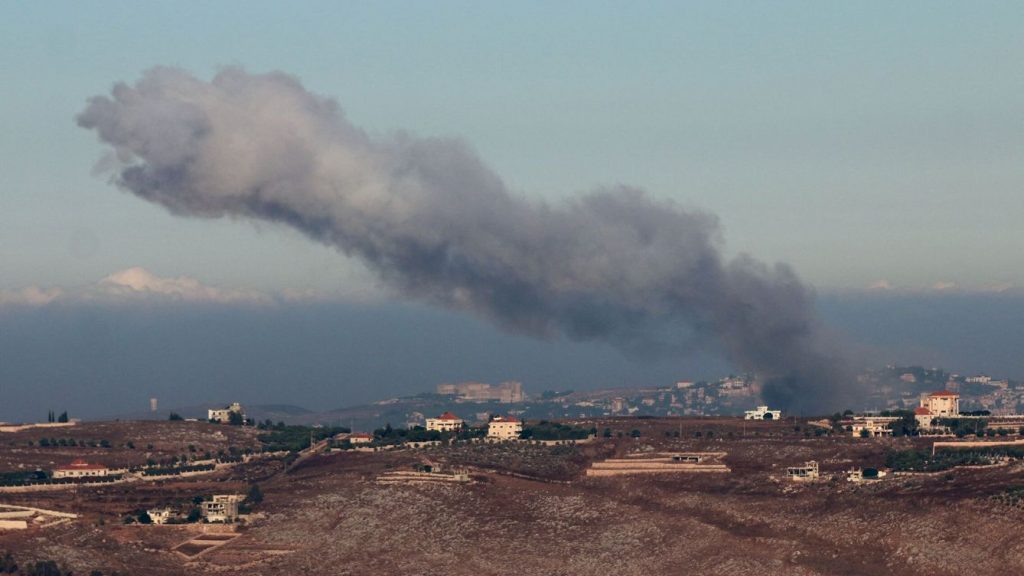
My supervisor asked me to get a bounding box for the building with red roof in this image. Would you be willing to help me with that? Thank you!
[915,391,959,428]
[53,459,109,479]
[426,411,464,433]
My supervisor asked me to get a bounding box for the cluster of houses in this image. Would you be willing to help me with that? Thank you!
[422,411,524,440]
[848,390,962,437]
[147,494,245,524]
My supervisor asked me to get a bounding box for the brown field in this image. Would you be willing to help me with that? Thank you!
[0,420,260,471]
[3,417,1024,575]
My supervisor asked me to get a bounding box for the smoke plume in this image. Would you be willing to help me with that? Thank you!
[78,67,850,412]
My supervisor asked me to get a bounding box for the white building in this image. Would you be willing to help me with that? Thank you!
[202,494,244,523]
[915,391,959,428]
[425,411,464,433]
[208,402,246,424]
[52,459,109,479]
[744,405,782,420]
[487,415,523,440]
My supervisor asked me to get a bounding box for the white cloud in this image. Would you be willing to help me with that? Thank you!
[0,268,276,307]
[97,267,270,304]
[930,281,959,292]
[0,286,64,307]
[866,279,894,291]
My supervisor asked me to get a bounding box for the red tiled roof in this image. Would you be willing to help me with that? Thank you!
[350,433,373,439]
[58,459,107,471]
[438,412,461,421]
[928,391,959,397]
[914,407,932,415]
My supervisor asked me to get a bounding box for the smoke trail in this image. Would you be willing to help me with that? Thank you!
[78,67,851,412]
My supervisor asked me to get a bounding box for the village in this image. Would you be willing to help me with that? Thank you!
[5,384,1024,575]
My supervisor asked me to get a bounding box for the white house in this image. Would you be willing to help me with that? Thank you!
[52,459,109,479]
[426,411,464,433]
[914,391,959,428]
[208,402,246,424]
[744,405,782,420]
[487,415,522,440]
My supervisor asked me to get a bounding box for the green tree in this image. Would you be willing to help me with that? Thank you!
[168,412,184,421]
[136,510,152,524]
[228,411,244,426]
[57,411,68,423]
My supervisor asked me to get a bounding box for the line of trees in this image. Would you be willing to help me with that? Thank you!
[45,411,68,423]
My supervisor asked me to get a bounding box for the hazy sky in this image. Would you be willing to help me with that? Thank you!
[2,2,1024,420]
[2,1,1022,294]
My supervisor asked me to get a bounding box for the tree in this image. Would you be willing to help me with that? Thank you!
[247,483,264,505]
[630,429,641,438]
[136,510,152,524]
[57,412,68,423]
[228,411,244,426]
[602,428,612,438]
[168,412,183,421]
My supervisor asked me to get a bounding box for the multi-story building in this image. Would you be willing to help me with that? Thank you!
[486,415,522,440]
[202,494,244,523]
[914,390,960,428]
[425,411,464,433]
[208,402,246,424]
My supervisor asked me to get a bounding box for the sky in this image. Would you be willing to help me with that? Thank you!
[1,2,1023,419]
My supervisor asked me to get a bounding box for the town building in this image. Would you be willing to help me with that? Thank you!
[744,405,782,420]
[436,381,524,403]
[208,402,246,424]
[52,459,109,479]
[201,494,244,523]
[486,415,522,440]
[425,411,465,433]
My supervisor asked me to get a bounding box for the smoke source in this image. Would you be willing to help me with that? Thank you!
[78,67,851,413]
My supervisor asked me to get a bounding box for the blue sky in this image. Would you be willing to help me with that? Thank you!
[2,1,1022,294]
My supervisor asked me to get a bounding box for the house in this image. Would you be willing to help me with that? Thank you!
[347,432,374,444]
[487,415,523,440]
[786,461,819,481]
[208,402,246,424]
[914,391,959,428]
[425,412,464,433]
[52,459,109,479]
[147,508,177,525]
[921,391,959,417]
[744,405,782,420]
[850,416,898,438]
[201,494,244,523]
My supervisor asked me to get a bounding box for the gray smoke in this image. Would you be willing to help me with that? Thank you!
[78,67,851,413]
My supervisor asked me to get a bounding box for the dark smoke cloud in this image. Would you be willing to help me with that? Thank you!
[78,66,851,412]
